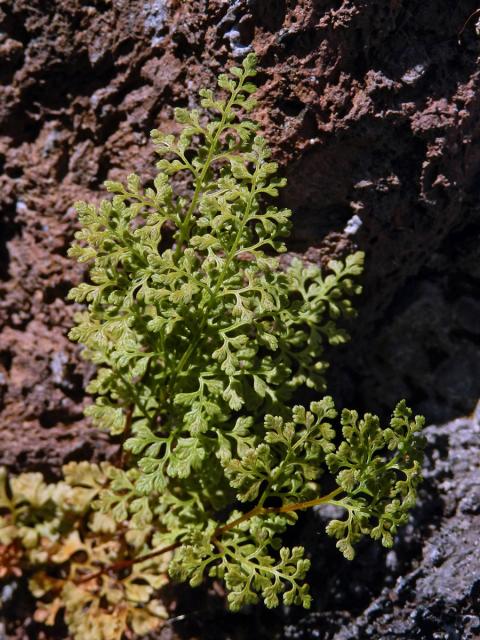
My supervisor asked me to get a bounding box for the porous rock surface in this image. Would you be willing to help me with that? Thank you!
[0,0,479,637]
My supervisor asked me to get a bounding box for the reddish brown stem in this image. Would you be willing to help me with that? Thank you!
[75,486,345,585]
[75,540,180,585]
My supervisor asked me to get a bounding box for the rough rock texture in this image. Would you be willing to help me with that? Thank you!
[333,219,480,424]
[0,0,479,637]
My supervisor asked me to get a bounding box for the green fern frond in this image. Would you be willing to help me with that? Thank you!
[0,53,425,635]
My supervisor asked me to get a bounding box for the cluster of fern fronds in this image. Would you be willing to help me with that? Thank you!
[0,54,424,639]
[0,463,168,639]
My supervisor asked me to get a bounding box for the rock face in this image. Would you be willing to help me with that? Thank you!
[0,0,479,638]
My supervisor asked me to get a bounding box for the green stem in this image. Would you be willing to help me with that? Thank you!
[173,78,245,262]
[214,486,344,537]
[166,162,260,398]
[76,486,345,584]
[163,74,256,403]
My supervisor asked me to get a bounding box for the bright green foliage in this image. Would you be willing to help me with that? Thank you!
[167,399,424,610]
[56,52,427,621]
[0,463,168,639]
[224,397,338,504]
[68,53,362,462]
[324,400,424,559]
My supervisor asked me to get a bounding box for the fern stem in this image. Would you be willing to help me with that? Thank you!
[173,75,246,261]
[75,540,180,585]
[275,487,344,514]
[167,163,260,398]
[75,486,344,584]
[216,486,345,536]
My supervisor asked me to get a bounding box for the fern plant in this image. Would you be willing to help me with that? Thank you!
[0,463,168,639]
[64,53,425,614]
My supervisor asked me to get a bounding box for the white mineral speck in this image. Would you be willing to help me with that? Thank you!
[344,214,363,235]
